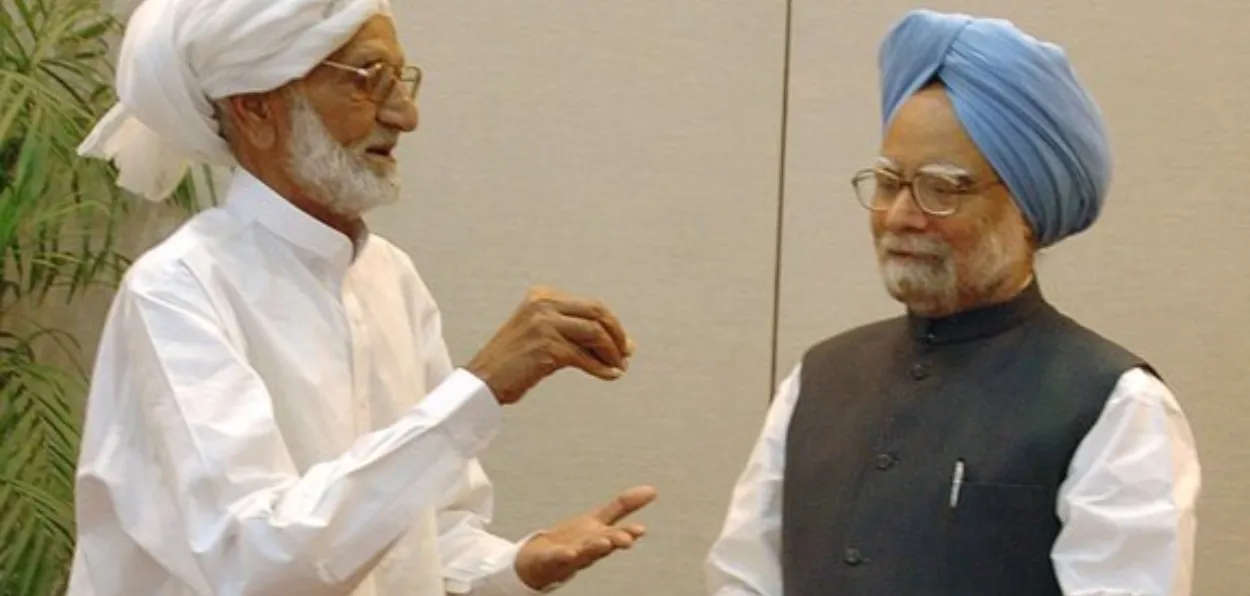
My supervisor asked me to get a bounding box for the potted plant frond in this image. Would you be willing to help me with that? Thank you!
[0,1,209,593]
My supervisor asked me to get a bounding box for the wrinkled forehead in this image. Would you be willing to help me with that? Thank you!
[879,84,996,181]
[327,14,404,64]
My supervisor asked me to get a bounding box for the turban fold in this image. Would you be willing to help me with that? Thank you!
[878,9,1111,248]
[79,0,391,201]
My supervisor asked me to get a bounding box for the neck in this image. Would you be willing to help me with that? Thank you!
[284,191,365,243]
[241,162,364,246]
[909,271,1035,319]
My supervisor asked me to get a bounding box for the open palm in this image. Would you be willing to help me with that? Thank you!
[514,485,658,590]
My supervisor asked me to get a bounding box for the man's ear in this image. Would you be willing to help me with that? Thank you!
[1022,219,1038,251]
[222,92,284,151]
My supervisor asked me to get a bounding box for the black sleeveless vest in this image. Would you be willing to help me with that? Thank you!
[781,281,1153,596]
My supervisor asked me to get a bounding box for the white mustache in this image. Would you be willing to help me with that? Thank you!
[354,130,399,153]
[878,233,952,258]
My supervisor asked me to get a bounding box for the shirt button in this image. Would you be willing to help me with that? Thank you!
[875,453,896,470]
[844,547,864,566]
[910,363,929,380]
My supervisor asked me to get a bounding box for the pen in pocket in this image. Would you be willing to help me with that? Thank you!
[948,459,964,508]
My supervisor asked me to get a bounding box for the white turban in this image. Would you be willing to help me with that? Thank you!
[79,0,392,201]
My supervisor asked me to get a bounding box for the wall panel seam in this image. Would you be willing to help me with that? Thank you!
[768,0,795,402]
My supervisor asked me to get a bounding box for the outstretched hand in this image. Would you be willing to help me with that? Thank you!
[514,485,658,591]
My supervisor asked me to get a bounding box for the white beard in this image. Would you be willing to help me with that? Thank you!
[876,229,1012,316]
[285,93,401,217]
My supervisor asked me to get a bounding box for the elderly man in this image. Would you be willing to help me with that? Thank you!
[68,1,655,595]
[705,9,1200,596]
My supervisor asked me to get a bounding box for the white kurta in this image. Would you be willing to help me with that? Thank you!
[67,171,541,596]
[704,364,1201,596]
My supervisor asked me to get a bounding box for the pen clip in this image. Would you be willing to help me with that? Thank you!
[948,459,964,509]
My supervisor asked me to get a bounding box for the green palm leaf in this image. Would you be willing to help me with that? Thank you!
[0,0,213,593]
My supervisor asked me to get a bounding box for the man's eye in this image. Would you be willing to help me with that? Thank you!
[920,175,967,196]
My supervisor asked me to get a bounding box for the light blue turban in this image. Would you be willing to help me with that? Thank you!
[878,9,1111,248]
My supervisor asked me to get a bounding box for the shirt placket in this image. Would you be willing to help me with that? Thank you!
[341,278,373,436]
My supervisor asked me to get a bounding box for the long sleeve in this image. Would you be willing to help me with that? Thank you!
[405,261,541,596]
[703,365,801,596]
[435,460,542,595]
[1052,367,1201,596]
[88,262,505,595]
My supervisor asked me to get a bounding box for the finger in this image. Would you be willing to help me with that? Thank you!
[594,485,658,524]
[550,297,631,358]
[606,528,636,549]
[619,522,647,539]
[573,537,615,568]
[551,342,623,381]
[555,316,624,369]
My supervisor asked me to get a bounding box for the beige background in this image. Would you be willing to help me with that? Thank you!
[80,0,1249,594]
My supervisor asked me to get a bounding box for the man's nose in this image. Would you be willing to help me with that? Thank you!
[882,187,929,232]
[378,93,418,132]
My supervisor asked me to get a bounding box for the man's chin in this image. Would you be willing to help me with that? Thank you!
[885,287,957,317]
[878,267,956,314]
[349,195,400,217]
[364,157,398,176]
[319,187,400,219]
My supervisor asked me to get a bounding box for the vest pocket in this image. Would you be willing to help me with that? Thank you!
[943,481,1058,595]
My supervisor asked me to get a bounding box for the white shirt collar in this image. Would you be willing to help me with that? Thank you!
[223,170,367,276]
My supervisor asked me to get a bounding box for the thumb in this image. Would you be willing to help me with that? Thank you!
[593,485,657,524]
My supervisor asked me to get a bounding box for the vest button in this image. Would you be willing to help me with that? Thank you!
[844,547,864,566]
[910,363,929,380]
[875,453,895,470]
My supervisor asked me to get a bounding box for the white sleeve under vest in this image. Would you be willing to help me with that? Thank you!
[703,364,1200,596]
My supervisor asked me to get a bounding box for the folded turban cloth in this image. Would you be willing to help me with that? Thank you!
[878,9,1111,248]
[78,0,391,201]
